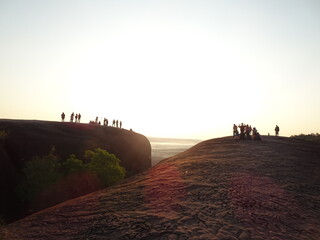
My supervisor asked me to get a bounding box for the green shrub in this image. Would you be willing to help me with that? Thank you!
[85,148,126,187]
[291,133,320,143]
[63,154,85,174]
[17,147,126,204]
[17,148,63,202]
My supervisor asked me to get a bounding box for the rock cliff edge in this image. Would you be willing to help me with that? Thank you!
[0,119,151,222]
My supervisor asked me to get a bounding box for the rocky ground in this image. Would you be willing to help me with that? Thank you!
[1,136,320,240]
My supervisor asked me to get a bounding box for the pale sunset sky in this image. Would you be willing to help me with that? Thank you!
[0,0,319,139]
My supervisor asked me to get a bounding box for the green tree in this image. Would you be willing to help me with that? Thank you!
[17,147,63,202]
[63,154,85,174]
[16,147,126,204]
[85,148,126,187]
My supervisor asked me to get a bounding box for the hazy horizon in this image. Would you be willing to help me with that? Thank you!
[1,0,319,139]
[149,136,201,166]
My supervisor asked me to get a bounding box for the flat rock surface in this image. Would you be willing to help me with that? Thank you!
[1,136,320,240]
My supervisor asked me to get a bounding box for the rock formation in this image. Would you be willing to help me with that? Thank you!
[1,136,320,239]
[0,119,151,222]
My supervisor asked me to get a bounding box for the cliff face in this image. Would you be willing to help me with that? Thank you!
[0,119,151,222]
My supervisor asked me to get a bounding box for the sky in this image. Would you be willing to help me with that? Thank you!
[0,0,319,139]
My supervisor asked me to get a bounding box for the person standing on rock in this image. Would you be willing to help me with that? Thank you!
[238,123,245,140]
[245,125,251,140]
[233,124,238,138]
[103,118,109,126]
[275,125,280,136]
[70,112,74,122]
[61,112,65,122]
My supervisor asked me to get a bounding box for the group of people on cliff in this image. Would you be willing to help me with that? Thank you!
[61,112,81,123]
[89,117,122,128]
[233,124,281,140]
[233,123,261,141]
[61,112,123,128]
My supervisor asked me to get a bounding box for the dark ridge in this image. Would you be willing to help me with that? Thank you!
[0,119,151,222]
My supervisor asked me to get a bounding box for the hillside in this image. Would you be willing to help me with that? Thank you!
[0,119,151,222]
[1,136,320,240]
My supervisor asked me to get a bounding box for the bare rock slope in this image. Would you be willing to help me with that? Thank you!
[2,136,320,240]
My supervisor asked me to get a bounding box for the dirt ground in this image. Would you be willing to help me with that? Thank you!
[1,136,320,240]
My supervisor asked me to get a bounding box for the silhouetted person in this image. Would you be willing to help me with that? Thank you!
[116,120,119,128]
[245,125,252,140]
[112,120,115,127]
[75,114,78,123]
[233,124,238,138]
[252,127,257,136]
[78,113,81,123]
[238,123,245,140]
[275,125,280,136]
[70,112,74,122]
[120,121,122,128]
[253,127,261,141]
[103,118,109,126]
[95,117,98,124]
[61,112,65,122]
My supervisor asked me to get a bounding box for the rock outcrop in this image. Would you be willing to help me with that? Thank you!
[0,119,151,222]
[1,136,320,240]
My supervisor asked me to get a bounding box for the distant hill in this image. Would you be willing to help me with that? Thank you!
[148,137,201,166]
[147,137,201,144]
[0,119,151,222]
[2,136,320,240]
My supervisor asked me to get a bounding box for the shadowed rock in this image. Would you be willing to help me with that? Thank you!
[0,119,151,222]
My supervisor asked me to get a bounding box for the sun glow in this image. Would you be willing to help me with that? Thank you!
[58,25,266,137]
[1,1,320,139]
